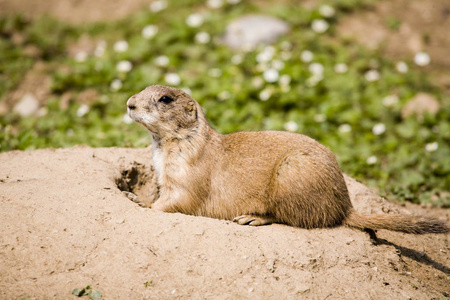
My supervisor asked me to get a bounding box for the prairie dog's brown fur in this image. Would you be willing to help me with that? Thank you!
[127,85,449,235]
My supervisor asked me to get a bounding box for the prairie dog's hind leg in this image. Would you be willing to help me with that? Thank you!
[233,215,277,226]
[269,149,352,228]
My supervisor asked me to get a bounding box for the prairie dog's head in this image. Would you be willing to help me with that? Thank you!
[127,85,203,138]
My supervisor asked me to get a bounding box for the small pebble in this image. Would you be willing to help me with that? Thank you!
[194,229,205,236]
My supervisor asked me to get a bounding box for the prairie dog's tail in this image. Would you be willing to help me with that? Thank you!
[343,209,449,234]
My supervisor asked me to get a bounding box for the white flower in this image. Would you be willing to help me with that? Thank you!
[181,87,192,95]
[149,0,168,12]
[365,69,380,82]
[252,77,264,88]
[94,40,106,57]
[256,51,273,64]
[425,142,438,152]
[256,46,275,63]
[300,50,314,63]
[165,73,181,85]
[306,75,323,87]
[186,13,204,28]
[334,63,348,74]
[263,68,279,83]
[9,96,31,116]
[264,46,276,54]
[279,74,291,87]
[338,124,351,133]
[110,79,123,91]
[256,63,269,72]
[231,54,243,65]
[155,55,169,67]
[116,60,133,73]
[77,104,90,117]
[396,61,408,73]
[307,63,325,86]
[142,25,158,39]
[113,40,128,53]
[309,62,324,76]
[207,0,223,9]
[218,90,231,101]
[271,60,285,70]
[227,0,241,4]
[259,88,272,101]
[311,19,329,33]
[195,32,211,44]
[75,51,88,62]
[366,156,377,165]
[382,95,399,107]
[314,114,326,123]
[37,107,48,117]
[284,121,299,132]
[281,51,292,61]
[319,4,335,17]
[280,85,291,93]
[414,52,430,66]
[281,41,292,50]
[372,123,386,135]
[208,68,222,78]
[123,113,133,124]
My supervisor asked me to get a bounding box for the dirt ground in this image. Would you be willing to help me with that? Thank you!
[1,0,449,299]
[337,0,450,93]
[0,0,151,24]
[1,0,449,76]
[0,146,449,299]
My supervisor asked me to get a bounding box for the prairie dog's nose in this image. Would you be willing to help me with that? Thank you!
[127,97,136,110]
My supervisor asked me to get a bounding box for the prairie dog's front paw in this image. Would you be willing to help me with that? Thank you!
[122,191,149,208]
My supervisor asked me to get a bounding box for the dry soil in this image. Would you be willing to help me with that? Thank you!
[0,146,449,299]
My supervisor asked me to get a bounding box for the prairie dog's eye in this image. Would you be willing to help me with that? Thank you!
[158,96,174,104]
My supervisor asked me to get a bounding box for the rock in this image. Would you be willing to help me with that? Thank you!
[401,93,440,119]
[266,259,276,273]
[193,229,205,236]
[3,62,50,115]
[13,93,39,117]
[296,284,310,294]
[223,15,290,51]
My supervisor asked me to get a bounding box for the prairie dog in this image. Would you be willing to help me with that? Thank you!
[127,85,449,235]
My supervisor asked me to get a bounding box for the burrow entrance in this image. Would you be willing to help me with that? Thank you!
[115,162,159,207]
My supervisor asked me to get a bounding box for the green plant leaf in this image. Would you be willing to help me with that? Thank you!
[72,288,87,297]
[88,289,102,300]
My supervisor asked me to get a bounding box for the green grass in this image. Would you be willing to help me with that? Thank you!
[1,0,449,207]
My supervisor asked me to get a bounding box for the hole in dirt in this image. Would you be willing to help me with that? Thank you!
[115,162,159,207]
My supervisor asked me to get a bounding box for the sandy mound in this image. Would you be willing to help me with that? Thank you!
[0,146,448,299]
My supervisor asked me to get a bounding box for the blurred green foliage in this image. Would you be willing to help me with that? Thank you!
[0,0,449,206]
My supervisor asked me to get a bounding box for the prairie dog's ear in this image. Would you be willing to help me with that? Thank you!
[185,100,198,119]
[186,100,195,112]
